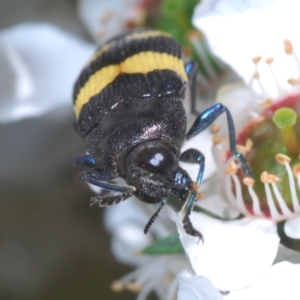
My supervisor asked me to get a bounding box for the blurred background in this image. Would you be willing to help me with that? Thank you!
[0,1,137,299]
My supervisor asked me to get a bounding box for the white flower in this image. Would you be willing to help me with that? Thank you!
[177,270,223,300]
[78,0,145,43]
[193,0,300,100]
[193,0,300,238]
[177,262,300,300]
[0,23,94,123]
[104,199,192,300]
[177,211,279,292]
[224,262,300,300]
[174,1,300,298]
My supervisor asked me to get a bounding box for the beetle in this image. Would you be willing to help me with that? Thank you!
[72,28,252,238]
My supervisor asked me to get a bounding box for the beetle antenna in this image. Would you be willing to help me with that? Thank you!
[144,199,167,234]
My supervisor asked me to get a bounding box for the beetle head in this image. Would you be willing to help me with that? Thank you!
[123,140,193,203]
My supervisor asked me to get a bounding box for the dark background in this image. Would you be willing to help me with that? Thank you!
[0,1,138,299]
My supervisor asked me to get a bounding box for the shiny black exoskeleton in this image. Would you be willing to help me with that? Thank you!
[72,29,252,238]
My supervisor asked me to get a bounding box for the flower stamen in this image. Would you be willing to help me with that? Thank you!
[236,144,246,156]
[250,56,268,98]
[245,138,253,152]
[243,177,263,216]
[265,57,284,96]
[212,135,223,145]
[260,171,282,220]
[287,78,300,86]
[276,155,300,213]
[236,139,253,156]
[247,183,263,216]
[275,153,291,165]
[232,173,248,214]
[111,281,125,292]
[259,99,273,108]
[225,161,237,175]
[126,282,143,293]
[284,39,293,55]
[211,123,220,133]
[271,183,294,218]
[285,39,300,76]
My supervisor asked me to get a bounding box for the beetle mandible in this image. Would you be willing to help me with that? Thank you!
[72,29,252,239]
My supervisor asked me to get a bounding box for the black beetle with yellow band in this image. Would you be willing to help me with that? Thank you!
[72,28,252,239]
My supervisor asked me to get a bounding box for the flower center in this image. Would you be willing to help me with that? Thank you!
[230,94,300,220]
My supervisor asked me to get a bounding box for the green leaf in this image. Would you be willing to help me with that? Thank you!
[140,233,184,255]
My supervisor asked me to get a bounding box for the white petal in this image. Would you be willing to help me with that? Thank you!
[195,177,241,219]
[275,244,300,264]
[104,200,176,266]
[78,0,141,42]
[177,270,223,300]
[180,128,216,181]
[216,81,258,132]
[103,200,155,265]
[284,216,300,239]
[0,23,94,123]
[224,262,300,300]
[193,0,300,98]
[177,213,279,291]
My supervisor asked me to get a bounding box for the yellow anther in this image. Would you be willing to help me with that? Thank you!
[259,99,273,108]
[275,153,291,165]
[260,171,268,183]
[265,57,274,64]
[245,138,253,152]
[284,39,293,55]
[268,173,280,183]
[293,163,300,177]
[212,135,223,145]
[252,56,261,64]
[260,171,279,184]
[243,177,255,187]
[253,71,260,79]
[237,138,253,155]
[225,161,237,175]
[111,281,125,292]
[236,145,246,156]
[196,193,204,200]
[211,123,221,134]
[287,78,300,86]
[126,282,142,293]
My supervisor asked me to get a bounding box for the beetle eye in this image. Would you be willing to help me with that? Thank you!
[136,146,178,175]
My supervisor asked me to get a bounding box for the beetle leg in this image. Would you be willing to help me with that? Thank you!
[82,170,135,207]
[185,60,198,114]
[143,199,167,234]
[72,154,96,169]
[180,148,205,186]
[186,103,253,178]
[180,149,205,239]
[90,189,134,207]
[182,191,203,240]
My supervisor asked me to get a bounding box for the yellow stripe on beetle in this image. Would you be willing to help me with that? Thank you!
[74,52,187,118]
[125,30,171,41]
